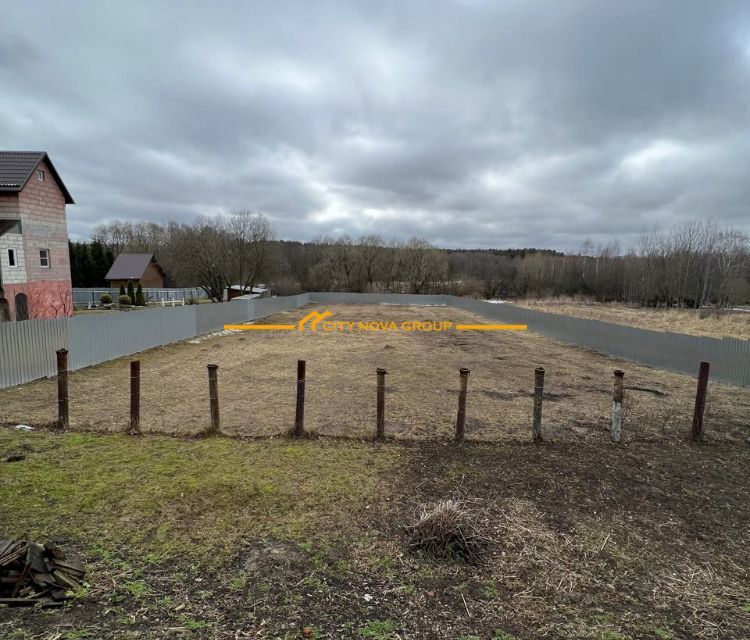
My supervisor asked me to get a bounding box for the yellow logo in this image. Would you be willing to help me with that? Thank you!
[225,310,526,333]
[297,310,333,331]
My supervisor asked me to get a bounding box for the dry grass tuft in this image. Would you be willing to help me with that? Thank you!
[407,499,486,562]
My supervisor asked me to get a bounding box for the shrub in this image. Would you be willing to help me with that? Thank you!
[118,294,131,306]
[407,499,486,562]
[99,293,112,304]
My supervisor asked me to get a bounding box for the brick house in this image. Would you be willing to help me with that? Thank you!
[0,151,75,320]
[105,253,168,289]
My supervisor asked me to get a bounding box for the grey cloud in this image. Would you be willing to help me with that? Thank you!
[1,0,749,250]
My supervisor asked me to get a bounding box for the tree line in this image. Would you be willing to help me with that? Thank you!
[69,240,115,287]
[80,214,749,307]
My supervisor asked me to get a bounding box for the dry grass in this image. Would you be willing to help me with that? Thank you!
[0,303,748,442]
[407,499,486,562]
[515,298,750,339]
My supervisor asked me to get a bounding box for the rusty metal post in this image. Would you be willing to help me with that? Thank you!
[293,359,306,436]
[532,367,545,442]
[455,368,470,442]
[691,361,710,442]
[207,364,220,435]
[56,349,69,429]
[611,369,624,442]
[129,360,141,433]
[376,368,387,439]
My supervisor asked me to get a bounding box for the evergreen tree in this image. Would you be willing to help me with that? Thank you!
[89,241,113,286]
[135,283,146,306]
[119,283,126,297]
[79,245,95,286]
[68,241,82,286]
[127,280,136,305]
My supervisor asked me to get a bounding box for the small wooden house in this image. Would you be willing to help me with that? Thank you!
[105,253,167,289]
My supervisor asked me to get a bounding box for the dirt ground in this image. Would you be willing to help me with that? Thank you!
[515,299,750,340]
[1,431,749,639]
[0,303,748,442]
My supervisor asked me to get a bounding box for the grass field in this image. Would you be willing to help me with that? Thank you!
[0,304,748,443]
[514,299,750,340]
[0,431,748,639]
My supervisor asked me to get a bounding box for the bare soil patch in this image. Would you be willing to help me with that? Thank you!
[1,303,748,442]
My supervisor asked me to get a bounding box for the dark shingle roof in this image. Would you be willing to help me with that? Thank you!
[105,254,157,281]
[0,151,74,204]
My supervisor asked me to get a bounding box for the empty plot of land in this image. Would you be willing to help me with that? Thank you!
[0,303,748,441]
[515,299,750,339]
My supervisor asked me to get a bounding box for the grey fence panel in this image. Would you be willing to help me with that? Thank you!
[196,301,250,334]
[68,307,198,370]
[249,293,312,319]
[0,318,68,388]
[309,292,448,306]
[444,296,750,387]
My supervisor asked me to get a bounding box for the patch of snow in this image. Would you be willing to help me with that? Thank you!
[484,299,509,304]
[14,424,33,431]
[187,328,241,344]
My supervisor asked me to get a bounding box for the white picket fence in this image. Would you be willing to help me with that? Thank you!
[72,287,207,307]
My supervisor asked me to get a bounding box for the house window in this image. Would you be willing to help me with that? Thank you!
[39,249,50,268]
[8,249,16,267]
[36,170,45,181]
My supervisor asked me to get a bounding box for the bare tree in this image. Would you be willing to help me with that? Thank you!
[358,234,385,291]
[225,210,275,294]
[400,238,446,294]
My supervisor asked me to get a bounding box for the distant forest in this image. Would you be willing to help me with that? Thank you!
[71,214,750,307]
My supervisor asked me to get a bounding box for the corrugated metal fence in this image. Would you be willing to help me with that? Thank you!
[1,292,748,389]
[0,294,310,388]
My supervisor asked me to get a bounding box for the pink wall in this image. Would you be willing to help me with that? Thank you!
[1,280,73,319]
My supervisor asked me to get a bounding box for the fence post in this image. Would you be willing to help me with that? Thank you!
[56,349,69,429]
[455,368,470,442]
[293,359,306,437]
[207,364,220,435]
[611,369,624,442]
[376,368,387,439]
[130,360,141,434]
[532,367,545,442]
[691,361,710,442]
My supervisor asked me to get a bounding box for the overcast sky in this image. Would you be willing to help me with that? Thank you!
[1,1,749,251]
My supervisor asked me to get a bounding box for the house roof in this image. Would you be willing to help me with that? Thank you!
[0,151,75,204]
[105,253,161,281]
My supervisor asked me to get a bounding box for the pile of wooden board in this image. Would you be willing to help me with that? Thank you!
[0,540,85,607]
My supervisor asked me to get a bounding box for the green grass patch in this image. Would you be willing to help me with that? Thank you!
[358,620,398,639]
[0,430,397,562]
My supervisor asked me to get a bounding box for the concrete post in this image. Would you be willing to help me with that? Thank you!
[532,367,545,442]
[611,369,624,442]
